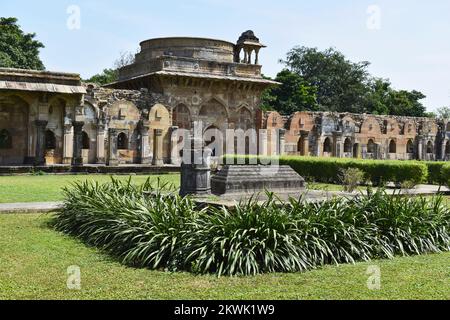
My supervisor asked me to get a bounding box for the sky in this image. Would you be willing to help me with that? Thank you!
[1,0,449,111]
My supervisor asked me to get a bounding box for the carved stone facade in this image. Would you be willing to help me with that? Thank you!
[262,111,450,161]
[0,31,448,167]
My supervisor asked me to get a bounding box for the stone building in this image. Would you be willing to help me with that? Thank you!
[262,111,450,161]
[0,31,276,167]
[0,31,448,167]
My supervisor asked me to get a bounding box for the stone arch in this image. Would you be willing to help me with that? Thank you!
[342,116,356,134]
[389,139,397,153]
[45,130,56,150]
[367,139,376,154]
[361,117,381,135]
[82,131,90,150]
[117,132,128,150]
[323,137,332,153]
[0,95,29,165]
[407,139,414,154]
[173,104,192,130]
[385,119,400,135]
[344,138,352,153]
[199,98,229,131]
[236,106,253,130]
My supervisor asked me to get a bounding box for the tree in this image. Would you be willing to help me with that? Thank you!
[264,46,428,117]
[261,70,318,114]
[281,47,370,113]
[436,106,450,119]
[85,69,118,85]
[85,51,136,85]
[0,17,45,70]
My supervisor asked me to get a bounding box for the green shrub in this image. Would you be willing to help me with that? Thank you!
[54,178,450,277]
[223,155,428,186]
[339,168,365,192]
[442,164,450,189]
[426,162,447,185]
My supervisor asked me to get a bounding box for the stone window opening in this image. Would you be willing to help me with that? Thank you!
[407,140,414,154]
[0,129,12,149]
[323,137,332,153]
[82,131,90,150]
[45,130,56,150]
[117,132,128,150]
[344,138,352,153]
[389,140,397,154]
[426,141,434,154]
[367,139,376,154]
[446,141,450,155]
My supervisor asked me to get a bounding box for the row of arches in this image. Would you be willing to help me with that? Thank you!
[314,137,434,157]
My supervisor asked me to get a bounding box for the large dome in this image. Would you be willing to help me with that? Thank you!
[137,37,236,63]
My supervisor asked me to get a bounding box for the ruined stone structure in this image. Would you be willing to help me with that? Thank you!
[0,31,448,167]
[262,111,450,161]
[0,31,276,167]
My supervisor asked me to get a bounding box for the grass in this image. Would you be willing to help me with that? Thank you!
[0,214,448,300]
[0,174,180,203]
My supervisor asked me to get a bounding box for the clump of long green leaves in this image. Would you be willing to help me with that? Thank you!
[53,177,200,271]
[53,179,450,276]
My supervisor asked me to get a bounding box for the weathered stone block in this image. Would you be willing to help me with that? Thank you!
[211,165,306,195]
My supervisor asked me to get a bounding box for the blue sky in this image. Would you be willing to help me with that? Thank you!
[2,0,449,111]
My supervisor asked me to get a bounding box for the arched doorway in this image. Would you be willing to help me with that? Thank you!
[0,95,29,165]
[323,137,332,154]
[117,132,128,150]
[173,104,192,130]
[426,141,434,154]
[344,138,352,153]
[407,140,414,154]
[389,140,397,153]
[367,139,376,154]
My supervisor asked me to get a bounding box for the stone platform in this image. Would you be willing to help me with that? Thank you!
[211,165,306,196]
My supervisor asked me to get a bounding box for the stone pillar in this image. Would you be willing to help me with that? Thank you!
[108,129,119,166]
[278,129,286,156]
[152,129,164,166]
[333,132,343,158]
[441,140,447,161]
[96,124,106,165]
[258,129,268,156]
[140,122,151,164]
[316,138,323,157]
[299,131,309,156]
[63,123,74,165]
[34,120,48,166]
[170,126,181,165]
[180,135,211,197]
[72,121,84,166]
[417,137,424,160]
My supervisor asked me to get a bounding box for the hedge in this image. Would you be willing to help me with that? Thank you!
[223,155,428,186]
[425,162,447,185]
[441,164,450,188]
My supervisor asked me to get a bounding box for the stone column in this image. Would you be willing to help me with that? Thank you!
[63,123,74,165]
[316,138,323,157]
[34,120,48,166]
[152,129,164,166]
[96,124,106,165]
[441,140,447,161]
[417,137,424,160]
[72,121,84,166]
[140,122,151,164]
[170,126,181,165]
[258,129,268,156]
[278,129,286,156]
[333,132,343,158]
[108,129,119,166]
[300,131,309,156]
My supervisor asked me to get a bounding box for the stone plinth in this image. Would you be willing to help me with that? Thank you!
[211,165,306,196]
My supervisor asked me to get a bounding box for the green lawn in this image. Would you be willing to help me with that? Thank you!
[0,174,180,203]
[0,214,448,300]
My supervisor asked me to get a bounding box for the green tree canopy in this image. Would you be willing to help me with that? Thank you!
[263,46,428,117]
[85,69,118,85]
[0,17,45,70]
